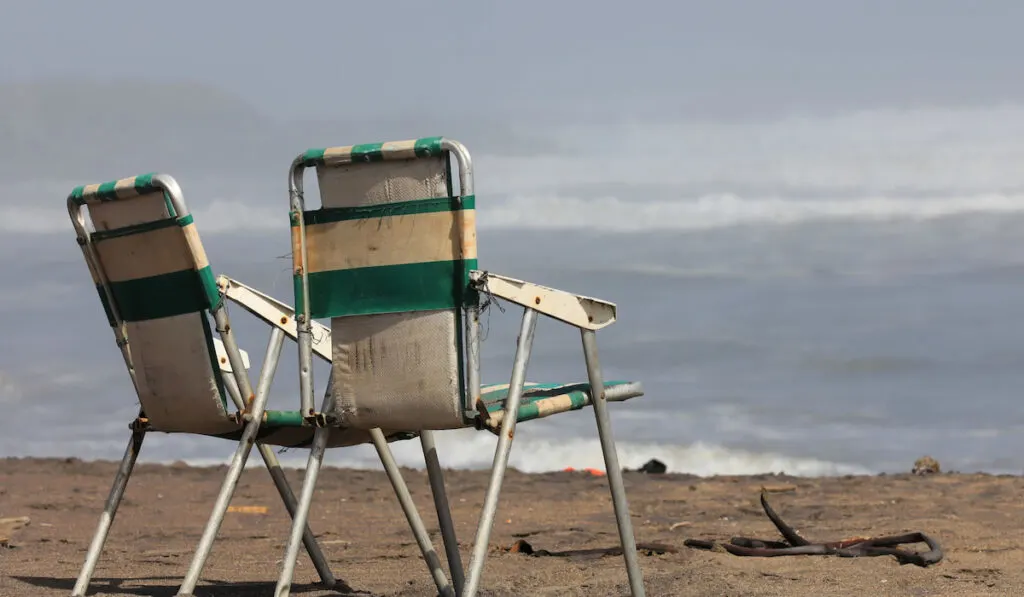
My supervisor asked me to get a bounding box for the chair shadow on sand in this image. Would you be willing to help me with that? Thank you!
[9,575,368,596]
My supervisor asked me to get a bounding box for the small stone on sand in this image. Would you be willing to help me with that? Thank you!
[912,456,941,475]
[0,516,31,547]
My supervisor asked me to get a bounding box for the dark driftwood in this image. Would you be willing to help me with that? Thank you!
[507,539,678,558]
[684,492,943,567]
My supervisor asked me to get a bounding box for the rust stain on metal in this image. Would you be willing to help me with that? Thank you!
[280,316,289,325]
[534,296,541,305]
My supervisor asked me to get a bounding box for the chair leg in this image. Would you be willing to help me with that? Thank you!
[71,429,145,597]
[256,443,336,587]
[217,328,337,588]
[370,429,454,597]
[462,308,539,597]
[274,425,330,597]
[175,311,278,596]
[420,431,464,595]
[175,416,264,596]
[581,329,646,597]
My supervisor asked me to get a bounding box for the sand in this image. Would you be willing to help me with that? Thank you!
[1,456,1022,596]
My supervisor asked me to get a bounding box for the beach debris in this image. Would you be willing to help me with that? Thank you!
[506,538,677,558]
[683,492,943,567]
[0,516,31,548]
[912,456,941,475]
[669,521,692,531]
[562,467,606,476]
[226,505,268,514]
[760,483,798,494]
[628,459,667,474]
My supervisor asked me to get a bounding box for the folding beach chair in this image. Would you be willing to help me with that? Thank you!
[267,137,648,597]
[65,173,451,597]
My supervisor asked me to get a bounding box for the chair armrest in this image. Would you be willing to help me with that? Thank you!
[216,275,333,362]
[468,270,617,330]
[211,337,251,373]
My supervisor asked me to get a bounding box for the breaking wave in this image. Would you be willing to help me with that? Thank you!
[179,430,870,477]
[7,103,1024,234]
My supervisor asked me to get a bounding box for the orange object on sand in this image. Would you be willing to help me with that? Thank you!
[562,467,606,476]
[227,505,268,514]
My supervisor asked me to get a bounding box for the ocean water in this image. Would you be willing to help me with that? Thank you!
[2,105,1024,476]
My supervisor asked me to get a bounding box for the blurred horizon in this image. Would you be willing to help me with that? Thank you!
[2,1,1024,475]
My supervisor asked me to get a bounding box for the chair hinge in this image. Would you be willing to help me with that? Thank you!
[129,417,151,432]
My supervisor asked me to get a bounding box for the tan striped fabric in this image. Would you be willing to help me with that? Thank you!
[311,155,470,430]
[300,209,475,273]
[84,193,233,434]
[88,191,168,231]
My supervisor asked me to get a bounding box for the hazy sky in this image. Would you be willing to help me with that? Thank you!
[4,0,1024,122]
[5,1,1024,470]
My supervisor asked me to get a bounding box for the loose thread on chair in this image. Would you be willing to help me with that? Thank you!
[474,270,505,343]
[271,253,293,296]
[310,324,328,345]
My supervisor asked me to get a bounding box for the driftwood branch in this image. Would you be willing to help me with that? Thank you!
[684,492,943,567]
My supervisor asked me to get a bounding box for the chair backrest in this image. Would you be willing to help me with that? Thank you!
[292,138,477,430]
[68,173,236,434]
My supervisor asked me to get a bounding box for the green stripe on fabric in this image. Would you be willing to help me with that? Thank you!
[414,136,443,157]
[69,172,160,204]
[296,258,477,319]
[133,173,154,191]
[444,152,454,197]
[455,300,467,414]
[103,269,213,322]
[177,214,194,226]
[299,137,444,167]
[300,195,475,226]
[197,265,222,310]
[91,216,178,241]
[350,142,384,162]
[479,380,627,401]
[263,410,306,427]
[163,192,176,217]
[480,381,633,422]
[95,286,117,327]
[515,392,589,423]
[301,148,326,166]
[97,180,118,196]
[200,312,228,411]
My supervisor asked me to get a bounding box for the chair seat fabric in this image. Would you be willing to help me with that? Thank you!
[201,380,644,447]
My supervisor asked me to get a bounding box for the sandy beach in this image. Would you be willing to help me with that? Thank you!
[1,457,1022,596]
